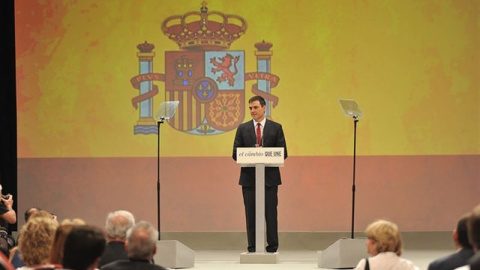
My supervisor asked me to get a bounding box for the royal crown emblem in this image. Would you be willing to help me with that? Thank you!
[130,2,280,135]
[161,2,247,51]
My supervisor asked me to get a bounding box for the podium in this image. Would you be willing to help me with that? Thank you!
[236,147,284,264]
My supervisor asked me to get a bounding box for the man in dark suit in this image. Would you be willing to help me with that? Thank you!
[101,221,167,270]
[98,210,135,268]
[428,214,474,270]
[466,205,480,270]
[232,95,287,253]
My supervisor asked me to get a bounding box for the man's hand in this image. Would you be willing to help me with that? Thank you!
[1,195,13,209]
[1,194,16,224]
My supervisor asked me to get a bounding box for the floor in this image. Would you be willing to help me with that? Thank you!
[179,249,452,270]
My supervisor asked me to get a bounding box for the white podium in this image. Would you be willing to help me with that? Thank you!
[236,147,284,264]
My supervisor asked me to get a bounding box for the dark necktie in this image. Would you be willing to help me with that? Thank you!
[256,123,262,147]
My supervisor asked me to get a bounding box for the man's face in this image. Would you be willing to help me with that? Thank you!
[249,100,265,122]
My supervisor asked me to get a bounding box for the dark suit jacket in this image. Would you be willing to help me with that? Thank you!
[233,119,287,187]
[469,252,480,270]
[427,248,474,270]
[98,241,128,268]
[101,259,167,270]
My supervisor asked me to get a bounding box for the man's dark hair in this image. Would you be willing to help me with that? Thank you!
[24,207,41,222]
[458,214,473,249]
[63,225,106,270]
[248,96,266,106]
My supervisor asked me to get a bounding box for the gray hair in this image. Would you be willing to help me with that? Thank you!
[126,221,158,259]
[105,210,135,239]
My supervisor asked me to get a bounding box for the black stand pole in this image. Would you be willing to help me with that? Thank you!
[157,117,165,241]
[351,115,359,239]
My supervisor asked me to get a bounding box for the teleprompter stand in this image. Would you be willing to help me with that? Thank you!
[152,101,195,269]
[236,147,285,264]
[318,99,367,268]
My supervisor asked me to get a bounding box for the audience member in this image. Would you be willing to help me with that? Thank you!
[455,205,480,270]
[101,221,166,270]
[10,208,40,268]
[61,225,106,270]
[16,212,58,270]
[0,185,16,258]
[23,207,41,223]
[59,218,85,226]
[50,218,86,267]
[428,213,474,270]
[98,210,135,268]
[24,207,57,222]
[10,207,57,268]
[0,185,16,227]
[353,219,419,270]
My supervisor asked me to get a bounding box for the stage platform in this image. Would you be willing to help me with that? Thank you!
[190,249,452,270]
[158,231,455,269]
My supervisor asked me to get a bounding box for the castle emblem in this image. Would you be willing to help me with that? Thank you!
[130,2,280,135]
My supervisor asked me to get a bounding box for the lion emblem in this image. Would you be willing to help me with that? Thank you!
[210,53,240,87]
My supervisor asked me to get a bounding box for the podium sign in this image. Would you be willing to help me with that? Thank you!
[236,147,284,263]
[236,147,284,167]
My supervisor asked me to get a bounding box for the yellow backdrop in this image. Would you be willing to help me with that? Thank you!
[16,0,479,158]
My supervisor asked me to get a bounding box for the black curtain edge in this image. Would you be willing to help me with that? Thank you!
[0,0,18,233]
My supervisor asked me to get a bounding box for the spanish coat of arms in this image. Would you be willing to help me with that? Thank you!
[130,3,280,135]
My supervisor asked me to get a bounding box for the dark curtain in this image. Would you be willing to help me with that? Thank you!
[0,0,18,233]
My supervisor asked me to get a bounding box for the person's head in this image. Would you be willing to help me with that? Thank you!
[467,204,480,252]
[365,219,403,256]
[28,209,56,220]
[60,218,86,226]
[18,213,58,266]
[50,219,86,265]
[105,210,135,241]
[25,208,57,223]
[126,221,158,260]
[62,225,106,270]
[24,207,41,222]
[248,96,266,122]
[454,213,473,249]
